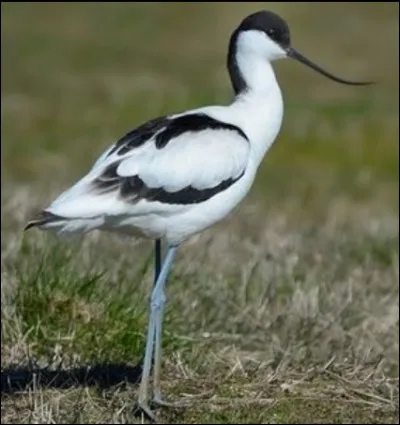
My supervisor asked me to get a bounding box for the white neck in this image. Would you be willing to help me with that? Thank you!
[228,29,287,97]
[227,46,284,166]
[235,51,280,97]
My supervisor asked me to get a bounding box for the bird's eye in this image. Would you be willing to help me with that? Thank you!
[267,29,276,36]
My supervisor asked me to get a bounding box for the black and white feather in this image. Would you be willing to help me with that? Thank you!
[26,109,253,242]
[91,112,249,205]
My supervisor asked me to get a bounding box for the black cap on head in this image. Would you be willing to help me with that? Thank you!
[237,10,291,49]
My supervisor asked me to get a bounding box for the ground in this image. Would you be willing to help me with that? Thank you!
[1,3,399,424]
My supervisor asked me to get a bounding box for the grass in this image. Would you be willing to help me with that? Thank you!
[1,2,399,423]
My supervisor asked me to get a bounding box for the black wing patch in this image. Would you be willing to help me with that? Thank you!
[154,114,249,149]
[107,113,248,157]
[108,116,167,156]
[92,161,245,205]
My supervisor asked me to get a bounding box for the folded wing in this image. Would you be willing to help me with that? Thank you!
[46,112,250,218]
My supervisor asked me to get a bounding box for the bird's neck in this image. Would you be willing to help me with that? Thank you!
[227,53,284,165]
[228,47,281,97]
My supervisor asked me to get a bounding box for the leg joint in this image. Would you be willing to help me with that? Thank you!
[150,289,166,310]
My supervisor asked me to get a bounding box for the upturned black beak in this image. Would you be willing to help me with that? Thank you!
[286,47,373,86]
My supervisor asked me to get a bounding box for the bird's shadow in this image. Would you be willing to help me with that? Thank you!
[1,361,143,395]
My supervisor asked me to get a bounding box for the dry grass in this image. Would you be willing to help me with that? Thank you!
[1,2,399,424]
[2,199,398,423]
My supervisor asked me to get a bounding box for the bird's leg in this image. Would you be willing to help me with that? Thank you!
[152,238,164,403]
[152,295,189,408]
[138,245,178,421]
[154,239,162,284]
[152,241,188,409]
[153,239,183,406]
[152,283,166,403]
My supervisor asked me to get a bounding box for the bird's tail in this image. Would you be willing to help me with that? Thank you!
[24,210,65,231]
[24,209,105,236]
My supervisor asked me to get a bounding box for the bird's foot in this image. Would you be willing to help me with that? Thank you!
[137,398,158,423]
[152,391,190,409]
[136,394,188,423]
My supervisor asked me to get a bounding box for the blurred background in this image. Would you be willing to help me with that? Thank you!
[1,2,398,218]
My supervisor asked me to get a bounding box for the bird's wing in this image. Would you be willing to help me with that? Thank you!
[48,111,250,217]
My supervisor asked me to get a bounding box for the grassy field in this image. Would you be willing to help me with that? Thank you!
[1,2,399,423]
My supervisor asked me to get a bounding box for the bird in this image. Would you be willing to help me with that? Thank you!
[24,10,372,421]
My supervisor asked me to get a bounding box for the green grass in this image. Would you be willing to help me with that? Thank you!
[1,2,399,423]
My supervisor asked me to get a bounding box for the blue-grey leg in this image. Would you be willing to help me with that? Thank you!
[152,292,166,404]
[138,245,178,421]
[152,239,162,400]
[153,299,188,408]
[152,242,188,408]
